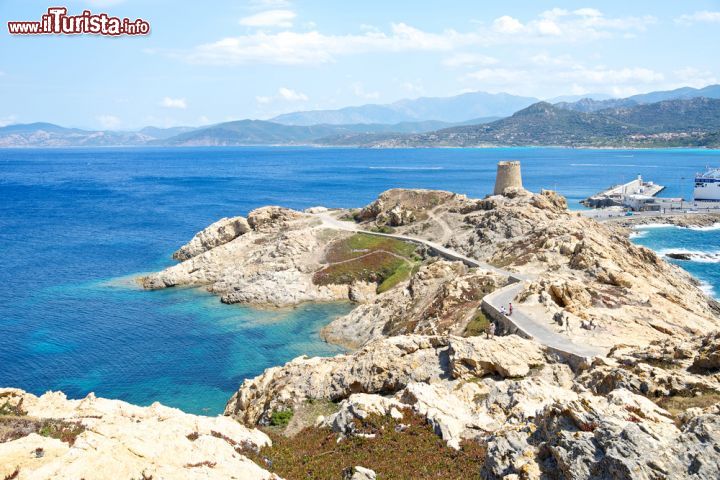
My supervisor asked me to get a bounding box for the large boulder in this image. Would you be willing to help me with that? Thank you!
[224,335,546,426]
[172,216,250,261]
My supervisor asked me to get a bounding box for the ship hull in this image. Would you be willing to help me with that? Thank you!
[694,178,720,201]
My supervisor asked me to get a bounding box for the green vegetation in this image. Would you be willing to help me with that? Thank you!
[314,252,407,288]
[0,401,25,417]
[270,409,294,427]
[252,410,486,480]
[314,233,420,293]
[37,420,85,445]
[324,233,416,263]
[377,262,419,294]
[463,310,491,337]
[369,225,395,234]
[0,417,85,445]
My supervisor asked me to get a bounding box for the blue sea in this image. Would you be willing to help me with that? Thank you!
[1,147,719,415]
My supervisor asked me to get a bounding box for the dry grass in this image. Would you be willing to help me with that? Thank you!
[655,390,720,417]
[250,410,485,480]
[463,311,491,337]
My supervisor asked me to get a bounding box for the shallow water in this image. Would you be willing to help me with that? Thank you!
[1,146,718,414]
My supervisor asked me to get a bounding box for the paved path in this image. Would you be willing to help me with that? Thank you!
[486,283,604,358]
[315,211,604,359]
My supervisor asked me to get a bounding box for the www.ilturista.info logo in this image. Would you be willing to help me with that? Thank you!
[8,7,150,36]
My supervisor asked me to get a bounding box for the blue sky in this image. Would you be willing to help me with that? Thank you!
[1,0,719,129]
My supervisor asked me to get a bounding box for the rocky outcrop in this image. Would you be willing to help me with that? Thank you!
[0,388,275,480]
[222,331,720,477]
[483,389,719,480]
[356,189,460,226]
[172,216,250,261]
[617,212,720,229]
[140,207,358,307]
[322,260,506,348]
[224,335,545,426]
[693,331,720,371]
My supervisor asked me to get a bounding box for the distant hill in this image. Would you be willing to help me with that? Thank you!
[628,84,720,104]
[0,123,152,147]
[556,84,720,113]
[3,85,720,148]
[270,91,537,125]
[139,126,198,140]
[332,98,720,148]
[159,118,496,146]
[545,93,612,103]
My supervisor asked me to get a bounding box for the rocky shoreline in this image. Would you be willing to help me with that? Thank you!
[4,187,720,479]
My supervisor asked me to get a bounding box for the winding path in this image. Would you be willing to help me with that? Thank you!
[315,211,605,361]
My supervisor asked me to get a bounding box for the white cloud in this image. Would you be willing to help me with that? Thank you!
[257,87,308,104]
[97,115,121,129]
[181,10,656,66]
[493,16,523,34]
[559,66,664,84]
[249,0,291,8]
[240,9,296,28]
[198,115,210,125]
[675,11,720,25]
[674,67,718,88]
[443,53,498,68]
[463,68,529,84]
[161,97,187,109]
[0,115,17,127]
[536,19,561,36]
[400,81,425,95]
[574,8,602,18]
[278,87,308,101]
[458,55,673,98]
[351,82,380,100]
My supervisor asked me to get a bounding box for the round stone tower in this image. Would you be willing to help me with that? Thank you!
[493,161,523,195]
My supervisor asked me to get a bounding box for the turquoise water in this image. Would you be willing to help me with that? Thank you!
[1,147,718,414]
[632,225,720,299]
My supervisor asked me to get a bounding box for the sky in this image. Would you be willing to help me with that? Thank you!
[0,0,719,130]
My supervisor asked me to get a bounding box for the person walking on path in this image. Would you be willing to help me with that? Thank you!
[508,303,513,316]
[486,321,496,339]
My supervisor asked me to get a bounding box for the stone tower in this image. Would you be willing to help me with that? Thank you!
[493,161,523,195]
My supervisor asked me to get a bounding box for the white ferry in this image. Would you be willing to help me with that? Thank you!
[694,167,720,201]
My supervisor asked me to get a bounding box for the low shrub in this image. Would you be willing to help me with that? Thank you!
[270,409,293,428]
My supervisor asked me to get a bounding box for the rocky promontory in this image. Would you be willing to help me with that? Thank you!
[139,187,720,350]
[8,186,711,478]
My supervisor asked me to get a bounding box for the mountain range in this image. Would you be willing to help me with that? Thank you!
[269,91,538,125]
[1,84,719,148]
[341,97,720,148]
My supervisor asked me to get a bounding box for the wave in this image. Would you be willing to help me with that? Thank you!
[634,223,674,229]
[629,230,647,239]
[686,223,720,231]
[657,248,720,263]
[699,280,716,298]
[368,166,444,171]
